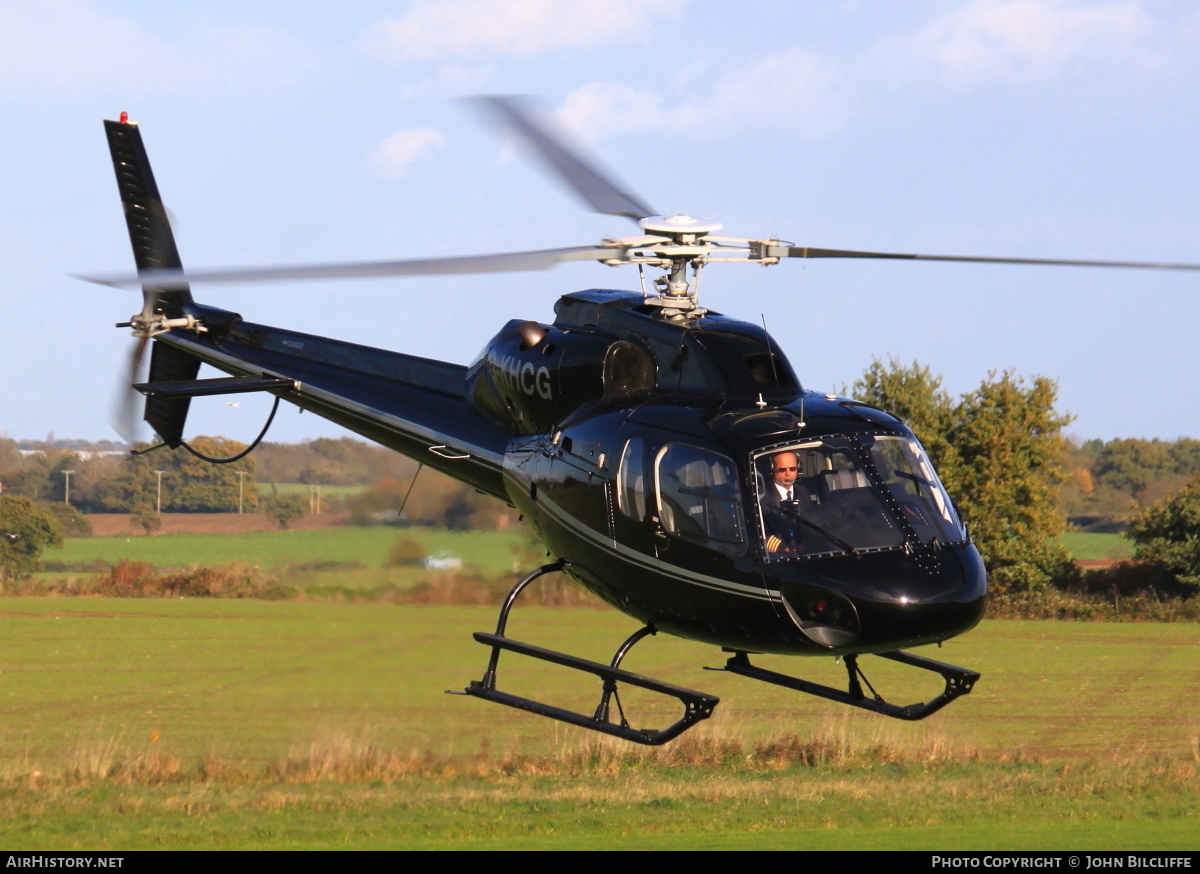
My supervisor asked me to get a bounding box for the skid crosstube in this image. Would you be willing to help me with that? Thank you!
[720,649,979,721]
[465,632,719,745]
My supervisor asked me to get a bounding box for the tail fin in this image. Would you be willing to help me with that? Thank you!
[103,116,193,313]
[105,115,199,447]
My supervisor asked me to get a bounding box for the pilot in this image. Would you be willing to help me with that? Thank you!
[761,450,809,554]
[765,451,807,506]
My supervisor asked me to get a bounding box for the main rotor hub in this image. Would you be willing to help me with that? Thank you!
[638,215,723,239]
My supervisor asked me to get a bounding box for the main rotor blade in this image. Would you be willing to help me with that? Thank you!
[784,246,1200,272]
[471,95,655,222]
[78,246,616,290]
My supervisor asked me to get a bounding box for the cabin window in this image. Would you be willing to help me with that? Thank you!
[617,438,646,519]
[689,330,800,400]
[654,443,745,550]
[604,341,655,398]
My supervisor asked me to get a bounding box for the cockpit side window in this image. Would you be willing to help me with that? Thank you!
[617,438,647,520]
[867,436,963,544]
[654,443,745,552]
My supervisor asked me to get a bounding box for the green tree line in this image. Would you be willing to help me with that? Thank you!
[852,358,1200,599]
[0,435,510,531]
[3,372,1200,598]
[1061,437,1200,524]
[852,359,1074,594]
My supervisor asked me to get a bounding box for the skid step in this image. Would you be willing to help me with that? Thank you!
[464,632,718,746]
[720,649,979,721]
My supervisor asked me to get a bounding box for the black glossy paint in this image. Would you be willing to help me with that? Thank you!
[158,287,986,659]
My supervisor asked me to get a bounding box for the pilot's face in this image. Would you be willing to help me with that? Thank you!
[772,452,799,488]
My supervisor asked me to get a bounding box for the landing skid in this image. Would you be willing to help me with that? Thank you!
[455,563,718,745]
[717,649,979,721]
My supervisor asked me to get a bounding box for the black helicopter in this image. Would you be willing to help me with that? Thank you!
[85,100,1200,745]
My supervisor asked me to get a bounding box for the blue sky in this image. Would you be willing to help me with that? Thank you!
[3,0,1199,446]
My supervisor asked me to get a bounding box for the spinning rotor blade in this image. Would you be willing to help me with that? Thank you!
[782,246,1200,272]
[111,337,148,443]
[79,246,616,290]
[471,95,656,222]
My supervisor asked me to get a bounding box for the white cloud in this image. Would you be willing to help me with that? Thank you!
[670,48,847,140]
[369,128,446,178]
[555,83,666,142]
[396,64,497,100]
[868,0,1155,90]
[0,0,314,96]
[555,49,847,143]
[0,0,176,94]
[359,0,689,61]
[553,1,1169,147]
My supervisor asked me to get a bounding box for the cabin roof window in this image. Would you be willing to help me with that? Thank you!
[604,341,655,399]
[689,329,800,400]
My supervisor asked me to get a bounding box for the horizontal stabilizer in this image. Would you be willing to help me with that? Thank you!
[134,375,296,399]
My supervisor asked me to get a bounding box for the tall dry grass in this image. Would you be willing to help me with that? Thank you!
[0,719,987,789]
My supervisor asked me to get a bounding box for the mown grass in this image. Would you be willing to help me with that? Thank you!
[47,525,1129,569]
[0,600,1196,848]
[1062,531,1133,561]
[48,527,523,575]
[2,602,1196,765]
[52,526,1125,577]
[261,483,365,500]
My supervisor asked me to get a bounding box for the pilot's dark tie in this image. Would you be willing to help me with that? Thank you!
[786,489,793,501]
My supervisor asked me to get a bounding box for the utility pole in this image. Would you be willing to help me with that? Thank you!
[236,471,247,514]
[62,470,75,506]
[154,470,166,515]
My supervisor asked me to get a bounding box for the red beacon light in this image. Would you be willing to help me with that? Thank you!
[119,111,128,124]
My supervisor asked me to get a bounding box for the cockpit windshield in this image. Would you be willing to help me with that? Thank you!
[753,435,965,560]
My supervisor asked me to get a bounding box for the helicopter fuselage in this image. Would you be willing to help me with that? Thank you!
[503,400,987,657]
[154,287,986,659]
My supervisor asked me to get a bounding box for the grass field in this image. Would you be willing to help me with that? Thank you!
[50,527,524,575]
[54,526,1128,574]
[262,483,366,500]
[0,601,1195,849]
[1061,531,1133,561]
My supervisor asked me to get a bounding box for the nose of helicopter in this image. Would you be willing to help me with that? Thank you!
[772,543,988,652]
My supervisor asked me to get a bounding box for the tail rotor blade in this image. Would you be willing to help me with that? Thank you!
[111,337,149,443]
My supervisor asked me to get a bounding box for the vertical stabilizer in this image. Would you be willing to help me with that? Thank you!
[103,117,193,312]
[105,116,200,446]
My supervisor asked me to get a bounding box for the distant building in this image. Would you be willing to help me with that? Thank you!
[17,449,125,461]
[421,553,463,571]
